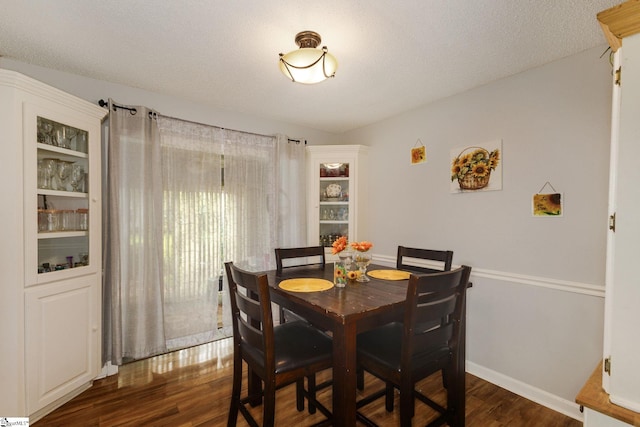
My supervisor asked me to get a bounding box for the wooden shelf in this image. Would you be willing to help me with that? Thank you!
[598,0,640,52]
[576,361,640,426]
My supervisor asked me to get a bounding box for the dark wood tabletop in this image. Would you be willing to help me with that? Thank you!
[265,263,410,427]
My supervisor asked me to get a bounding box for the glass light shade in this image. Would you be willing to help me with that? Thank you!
[279,48,338,84]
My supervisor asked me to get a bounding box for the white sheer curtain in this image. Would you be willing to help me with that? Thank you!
[156,117,229,350]
[221,129,279,270]
[104,105,289,363]
[275,134,308,248]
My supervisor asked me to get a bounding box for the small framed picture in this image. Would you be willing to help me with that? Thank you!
[532,193,563,217]
[411,145,426,165]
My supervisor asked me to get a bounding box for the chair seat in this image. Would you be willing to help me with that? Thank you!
[242,320,332,375]
[357,322,451,378]
[274,321,333,373]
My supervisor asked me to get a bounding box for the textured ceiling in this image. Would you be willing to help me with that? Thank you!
[0,0,619,133]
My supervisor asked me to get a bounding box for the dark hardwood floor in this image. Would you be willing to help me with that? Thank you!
[34,338,581,426]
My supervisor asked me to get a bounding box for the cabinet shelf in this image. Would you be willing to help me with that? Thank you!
[38,231,88,239]
[37,142,88,159]
[38,189,87,198]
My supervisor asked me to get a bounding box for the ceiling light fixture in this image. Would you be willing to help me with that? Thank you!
[279,31,338,84]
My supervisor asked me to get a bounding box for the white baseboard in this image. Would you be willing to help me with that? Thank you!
[466,361,584,422]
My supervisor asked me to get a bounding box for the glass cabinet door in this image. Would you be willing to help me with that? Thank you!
[36,116,90,274]
[23,101,100,286]
[307,145,368,255]
[319,162,350,248]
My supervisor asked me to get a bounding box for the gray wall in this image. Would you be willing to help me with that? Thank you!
[343,45,611,419]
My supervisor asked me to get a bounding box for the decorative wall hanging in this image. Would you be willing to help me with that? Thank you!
[411,139,426,165]
[450,140,502,193]
[532,182,563,216]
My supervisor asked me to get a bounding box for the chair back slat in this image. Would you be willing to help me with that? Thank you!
[225,262,275,370]
[238,317,265,351]
[275,246,325,274]
[235,288,262,322]
[414,292,457,323]
[401,266,471,370]
[396,246,453,274]
[413,324,453,351]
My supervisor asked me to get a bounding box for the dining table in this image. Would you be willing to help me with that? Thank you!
[255,262,469,427]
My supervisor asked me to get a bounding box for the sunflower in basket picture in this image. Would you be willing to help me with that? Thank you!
[450,141,502,193]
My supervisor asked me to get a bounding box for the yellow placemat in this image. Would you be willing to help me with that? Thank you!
[279,278,334,292]
[367,270,411,280]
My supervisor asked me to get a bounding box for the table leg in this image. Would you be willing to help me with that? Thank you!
[332,322,358,427]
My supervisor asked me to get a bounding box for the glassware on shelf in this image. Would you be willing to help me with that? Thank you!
[38,118,54,145]
[39,158,57,190]
[77,208,89,230]
[70,164,85,192]
[339,207,348,220]
[75,131,88,153]
[54,160,74,191]
[60,210,77,231]
[78,252,89,266]
[38,209,60,232]
[54,126,70,149]
[64,127,77,149]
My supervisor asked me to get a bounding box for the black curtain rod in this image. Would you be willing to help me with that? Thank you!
[98,99,136,114]
[98,99,306,144]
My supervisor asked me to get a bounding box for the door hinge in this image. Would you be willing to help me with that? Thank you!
[615,67,621,85]
[604,357,611,375]
[609,213,616,232]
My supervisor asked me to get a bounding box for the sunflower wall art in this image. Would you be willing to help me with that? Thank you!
[450,140,502,193]
[532,183,563,216]
[532,193,563,216]
[411,139,426,165]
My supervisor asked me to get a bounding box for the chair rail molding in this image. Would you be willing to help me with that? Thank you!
[372,254,605,298]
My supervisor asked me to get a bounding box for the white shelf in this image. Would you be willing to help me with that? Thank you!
[38,189,87,198]
[38,231,87,239]
[37,142,88,159]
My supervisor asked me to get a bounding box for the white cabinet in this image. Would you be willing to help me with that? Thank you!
[306,145,369,257]
[0,69,106,421]
[599,3,640,415]
[25,276,100,414]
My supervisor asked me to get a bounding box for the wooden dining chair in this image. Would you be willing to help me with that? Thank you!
[355,245,455,392]
[396,246,454,274]
[355,266,472,427]
[225,262,333,427]
[274,246,326,323]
